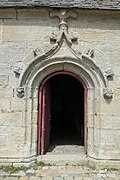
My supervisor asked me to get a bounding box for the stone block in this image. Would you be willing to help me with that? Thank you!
[100,129,115,145]
[29,177,41,180]
[17,9,49,20]
[0,132,9,146]
[0,98,11,111]
[42,177,53,180]
[0,145,23,157]
[0,9,16,19]
[0,87,13,99]
[0,19,3,44]
[19,177,29,180]
[3,87,13,98]
[3,19,50,42]
[0,43,28,65]
[0,112,23,126]
[45,62,64,75]
[10,97,25,111]
[0,87,4,97]
[106,52,120,65]
[26,169,36,177]
[54,177,64,180]
[32,112,38,125]
[4,177,18,180]
[101,115,120,129]
[100,99,120,114]
[63,62,80,75]
[0,63,11,75]
[7,127,25,144]
[0,75,9,87]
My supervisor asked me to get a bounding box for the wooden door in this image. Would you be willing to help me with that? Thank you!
[38,81,51,155]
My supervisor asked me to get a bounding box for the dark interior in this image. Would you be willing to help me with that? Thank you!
[49,74,84,147]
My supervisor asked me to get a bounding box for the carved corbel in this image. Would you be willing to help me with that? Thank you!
[105,68,114,78]
[50,32,58,44]
[103,88,113,99]
[16,87,25,98]
[34,47,41,57]
[69,34,78,44]
[13,66,22,76]
[85,48,94,58]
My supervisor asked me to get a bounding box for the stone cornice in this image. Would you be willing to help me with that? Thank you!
[0,0,120,10]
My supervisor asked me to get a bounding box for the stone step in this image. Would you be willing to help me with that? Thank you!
[37,154,88,166]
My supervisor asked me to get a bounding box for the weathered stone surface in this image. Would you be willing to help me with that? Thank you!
[54,177,64,180]
[0,63,11,76]
[0,164,120,180]
[19,177,29,180]
[17,9,49,19]
[0,112,23,126]
[42,176,53,180]
[29,177,40,180]
[3,19,50,42]
[0,0,120,10]
[26,169,36,176]
[4,177,18,180]
[0,9,16,19]
[10,98,25,111]
[0,98,11,111]
[0,7,120,167]
[0,19,3,44]
[0,75,9,87]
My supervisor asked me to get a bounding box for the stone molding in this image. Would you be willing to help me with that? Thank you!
[85,48,94,59]
[14,9,112,99]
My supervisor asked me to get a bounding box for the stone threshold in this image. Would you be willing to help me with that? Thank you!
[37,154,88,166]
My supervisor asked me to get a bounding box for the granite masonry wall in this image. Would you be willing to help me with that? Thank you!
[0,8,120,167]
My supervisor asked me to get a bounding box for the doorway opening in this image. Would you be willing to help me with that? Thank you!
[38,72,86,155]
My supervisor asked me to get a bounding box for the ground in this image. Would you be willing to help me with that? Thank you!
[0,162,120,180]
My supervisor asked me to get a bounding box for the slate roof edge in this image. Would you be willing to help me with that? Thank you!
[0,3,120,10]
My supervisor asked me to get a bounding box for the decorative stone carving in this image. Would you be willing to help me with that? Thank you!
[105,68,114,78]
[50,10,77,31]
[49,10,78,46]
[69,34,78,43]
[50,32,58,44]
[13,66,22,76]
[85,48,94,58]
[33,47,43,57]
[34,43,57,57]
[16,87,25,98]
[103,88,113,99]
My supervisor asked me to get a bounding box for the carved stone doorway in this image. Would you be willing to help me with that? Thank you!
[38,71,86,155]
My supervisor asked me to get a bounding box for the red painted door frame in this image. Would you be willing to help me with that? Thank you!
[38,71,87,155]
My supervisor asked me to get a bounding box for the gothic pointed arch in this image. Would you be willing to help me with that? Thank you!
[14,9,112,99]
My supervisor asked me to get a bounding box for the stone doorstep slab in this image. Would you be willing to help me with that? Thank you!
[37,154,88,166]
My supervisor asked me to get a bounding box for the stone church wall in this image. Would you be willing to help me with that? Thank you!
[0,8,120,166]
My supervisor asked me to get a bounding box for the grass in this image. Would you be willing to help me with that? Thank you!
[0,161,54,174]
[104,167,118,172]
[0,161,118,174]
[0,165,29,174]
